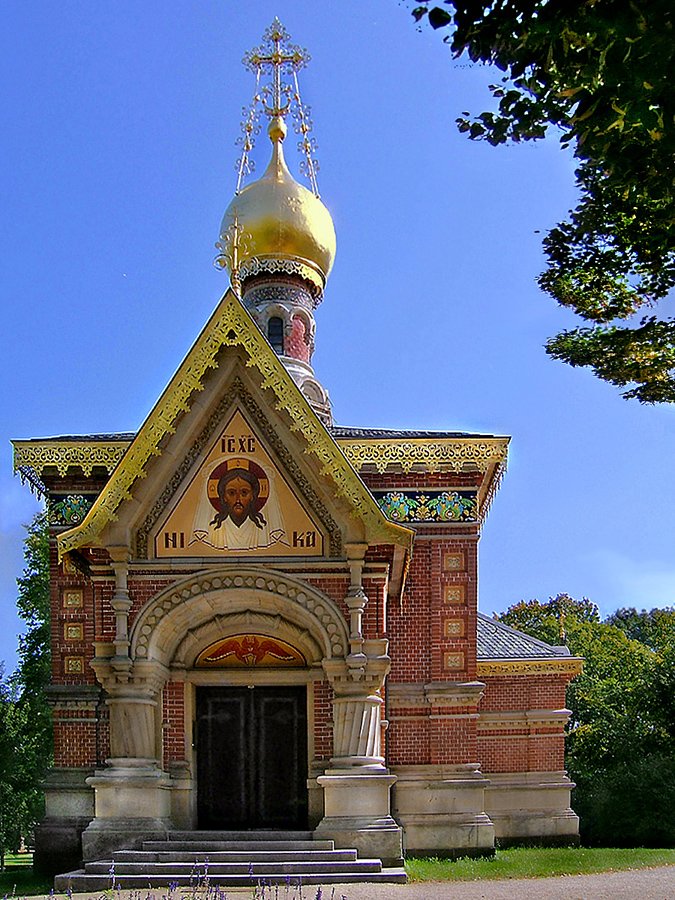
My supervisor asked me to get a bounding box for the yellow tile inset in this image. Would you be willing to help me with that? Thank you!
[64,656,84,674]
[444,619,465,638]
[64,622,84,641]
[443,551,465,572]
[63,589,83,608]
[443,584,466,605]
[443,651,465,671]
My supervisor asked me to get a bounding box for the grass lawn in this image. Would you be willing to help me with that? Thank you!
[406,846,675,882]
[0,856,52,898]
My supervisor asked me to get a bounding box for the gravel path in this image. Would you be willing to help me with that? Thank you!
[318,865,675,899]
[62,865,675,900]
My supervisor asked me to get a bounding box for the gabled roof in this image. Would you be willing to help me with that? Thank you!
[55,290,414,559]
[476,613,583,677]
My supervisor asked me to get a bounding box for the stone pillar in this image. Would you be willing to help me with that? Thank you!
[82,645,172,860]
[315,545,402,864]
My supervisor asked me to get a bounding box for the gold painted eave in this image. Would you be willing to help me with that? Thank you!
[477,657,584,677]
[13,440,130,479]
[337,436,510,475]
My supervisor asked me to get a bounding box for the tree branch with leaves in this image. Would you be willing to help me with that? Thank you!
[411,0,675,401]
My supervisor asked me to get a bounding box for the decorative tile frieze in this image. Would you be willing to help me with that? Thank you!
[338,438,508,475]
[374,490,477,523]
[477,659,584,677]
[48,494,97,527]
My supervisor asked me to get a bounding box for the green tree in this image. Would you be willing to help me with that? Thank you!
[0,514,53,857]
[498,595,675,845]
[411,1,675,402]
[606,605,675,651]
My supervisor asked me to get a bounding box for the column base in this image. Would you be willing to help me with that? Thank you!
[81,817,171,861]
[316,770,402,865]
[82,766,173,860]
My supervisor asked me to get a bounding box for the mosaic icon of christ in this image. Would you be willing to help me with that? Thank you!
[191,457,286,550]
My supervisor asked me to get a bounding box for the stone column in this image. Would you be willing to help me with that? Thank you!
[82,636,172,860]
[315,544,402,864]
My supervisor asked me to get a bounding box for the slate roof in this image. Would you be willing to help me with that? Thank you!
[20,433,136,442]
[25,427,501,442]
[477,612,571,659]
[331,426,501,440]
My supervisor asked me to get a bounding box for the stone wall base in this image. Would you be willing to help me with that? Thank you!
[34,817,93,875]
[34,768,95,874]
[484,770,579,843]
[391,764,495,857]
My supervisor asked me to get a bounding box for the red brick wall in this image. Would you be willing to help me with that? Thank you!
[478,673,569,772]
[162,681,186,769]
[287,315,310,363]
[313,680,333,761]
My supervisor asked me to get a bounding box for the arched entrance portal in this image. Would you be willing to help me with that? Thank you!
[129,568,349,831]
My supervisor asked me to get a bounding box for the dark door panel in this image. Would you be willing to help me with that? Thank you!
[196,685,307,829]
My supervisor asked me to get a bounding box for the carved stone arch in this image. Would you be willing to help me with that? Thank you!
[259,302,291,332]
[130,566,349,669]
[173,609,324,669]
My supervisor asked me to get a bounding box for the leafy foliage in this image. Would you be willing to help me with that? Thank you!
[0,514,52,864]
[411,1,675,402]
[498,594,675,845]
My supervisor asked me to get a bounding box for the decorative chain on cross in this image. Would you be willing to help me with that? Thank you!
[235,18,321,197]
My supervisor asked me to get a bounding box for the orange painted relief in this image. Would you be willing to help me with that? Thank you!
[196,634,306,667]
[155,409,325,557]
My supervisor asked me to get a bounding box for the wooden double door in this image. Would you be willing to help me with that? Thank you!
[196,685,308,829]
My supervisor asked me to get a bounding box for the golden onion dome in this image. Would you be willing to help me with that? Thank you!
[216,117,336,296]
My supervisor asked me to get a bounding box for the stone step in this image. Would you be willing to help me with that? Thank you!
[54,869,408,889]
[142,839,333,852]
[113,849,358,863]
[87,859,383,875]
[168,830,315,841]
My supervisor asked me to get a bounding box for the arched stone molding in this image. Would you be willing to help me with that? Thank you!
[130,567,349,669]
[173,609,324,669]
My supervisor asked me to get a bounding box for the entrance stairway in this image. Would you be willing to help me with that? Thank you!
[54,831,407,889]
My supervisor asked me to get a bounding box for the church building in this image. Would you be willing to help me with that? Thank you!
[14,21,581,884]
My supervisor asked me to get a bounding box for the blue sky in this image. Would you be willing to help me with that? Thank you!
[2,1,674,673]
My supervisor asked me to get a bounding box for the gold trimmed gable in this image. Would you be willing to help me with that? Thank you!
[56,291,413,559]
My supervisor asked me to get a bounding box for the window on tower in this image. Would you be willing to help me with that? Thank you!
[268,316,284,354]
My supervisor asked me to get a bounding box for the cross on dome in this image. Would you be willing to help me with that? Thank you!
[234,19,320,196]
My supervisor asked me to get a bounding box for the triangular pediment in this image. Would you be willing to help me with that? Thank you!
[151,405,329,559]
[58,290,413,560]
